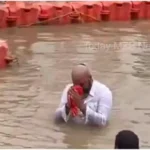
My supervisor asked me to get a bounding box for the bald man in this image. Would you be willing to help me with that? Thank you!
[55,64,112,126]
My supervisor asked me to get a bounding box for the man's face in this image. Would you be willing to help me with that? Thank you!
[72,75,92,94]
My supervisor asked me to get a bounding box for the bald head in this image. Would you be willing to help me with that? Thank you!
[71,64,93,94]
[71,64,91,82]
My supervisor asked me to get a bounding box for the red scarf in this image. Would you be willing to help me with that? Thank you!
[69,85,84,117]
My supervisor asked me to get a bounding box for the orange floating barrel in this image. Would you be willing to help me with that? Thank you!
[37,2,55,24]
[145,1,150,19]
[71,1,102,22]
[17,2,40,26]
[101,1,131,21]
[0,40,9,68]
[131,1,146,20]
[0,5,8,28]
[38,2,51,23]
[5,2,21,27]
[51,2,73,24]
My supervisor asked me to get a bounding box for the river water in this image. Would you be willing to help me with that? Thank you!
[0,21,150,148]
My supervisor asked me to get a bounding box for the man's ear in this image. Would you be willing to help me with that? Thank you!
[79,63,86,66]
[89,75,92,80]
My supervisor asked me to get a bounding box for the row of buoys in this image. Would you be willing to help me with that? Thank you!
[1,1,150,69]
[0,1,150,28]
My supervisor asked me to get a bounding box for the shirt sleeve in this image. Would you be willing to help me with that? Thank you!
[85,88,112,126]
[55,84,72,123]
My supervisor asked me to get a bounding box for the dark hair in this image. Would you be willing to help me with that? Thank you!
[115,130,139,149]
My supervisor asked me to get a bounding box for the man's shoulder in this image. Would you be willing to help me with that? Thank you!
[93,80,112,101]
[93,80,112,93]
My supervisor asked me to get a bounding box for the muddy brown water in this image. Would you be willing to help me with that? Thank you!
[0,21,150,148]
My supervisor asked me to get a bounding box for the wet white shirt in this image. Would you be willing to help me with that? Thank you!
[55,80,112,126]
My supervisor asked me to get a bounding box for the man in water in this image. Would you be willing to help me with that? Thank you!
[114,130,139,149]
[55,63,112,126]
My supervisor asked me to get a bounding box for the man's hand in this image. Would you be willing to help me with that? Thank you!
[68,87,84,109]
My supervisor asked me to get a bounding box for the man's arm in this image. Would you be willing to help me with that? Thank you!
[55,84,72,123]
[83,88,112,126]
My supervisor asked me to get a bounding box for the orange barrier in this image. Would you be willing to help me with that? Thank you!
[6,2,20,27]
[0,5,8,28]
[145,1,150,19]
[131,1,146,20]
[52,2,73,24]
[17,2,40,26]
[0,40,7,68]
[38,2,53,24]
[0,1,150,28]
[0,40,14,68]
[71,2,102,22]
[100,1,132,21]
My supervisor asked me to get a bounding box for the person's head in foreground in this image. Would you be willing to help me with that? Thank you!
[115,130,139,149]
[71,63,93,95]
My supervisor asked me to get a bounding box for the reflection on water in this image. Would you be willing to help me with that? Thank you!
[0,21,150,148]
